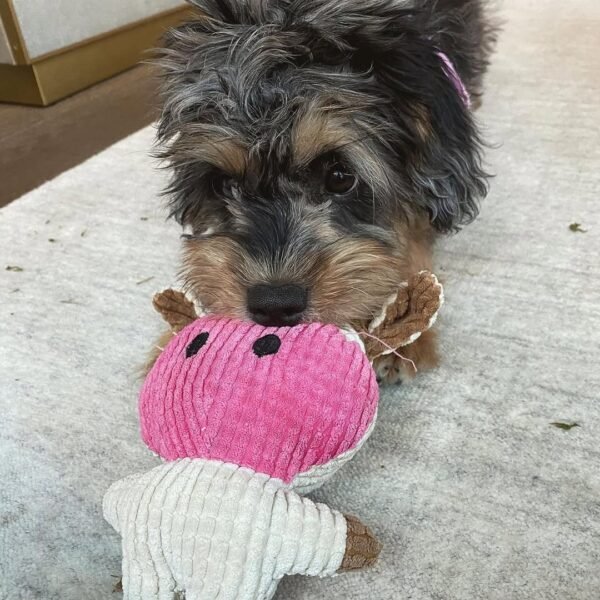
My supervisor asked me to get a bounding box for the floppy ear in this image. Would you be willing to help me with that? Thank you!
[334,2,489,231]
[380,50,488,231]
[364,271,444,362]
[402,63,488,233]
[153,289,199,332]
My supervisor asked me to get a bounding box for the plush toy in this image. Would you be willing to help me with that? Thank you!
[103,272,443,600]
[361,271,444,362]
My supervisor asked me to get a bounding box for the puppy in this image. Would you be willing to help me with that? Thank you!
[154,0,497,384]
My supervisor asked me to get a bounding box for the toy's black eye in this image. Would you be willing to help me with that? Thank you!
[186,332,209,358]
[253,334,281,357]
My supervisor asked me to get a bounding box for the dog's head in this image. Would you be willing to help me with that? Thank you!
[157,0,487,326]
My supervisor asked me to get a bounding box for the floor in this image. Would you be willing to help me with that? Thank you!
[0,65,158,208]
[2,1,600,599]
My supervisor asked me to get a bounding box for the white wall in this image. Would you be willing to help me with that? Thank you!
[11,0,185,60]
[0,16,15,64]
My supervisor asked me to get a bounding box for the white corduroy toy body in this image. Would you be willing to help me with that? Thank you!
[103,272,443,600]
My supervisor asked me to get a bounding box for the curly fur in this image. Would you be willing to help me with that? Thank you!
[155,0,497,363]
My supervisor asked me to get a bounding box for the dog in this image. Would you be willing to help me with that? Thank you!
[153,0,497,384]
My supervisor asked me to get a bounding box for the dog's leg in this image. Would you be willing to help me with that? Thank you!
[374,328,439,385]
[374,217,439,385]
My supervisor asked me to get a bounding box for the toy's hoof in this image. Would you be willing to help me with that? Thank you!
[339,514,382,572]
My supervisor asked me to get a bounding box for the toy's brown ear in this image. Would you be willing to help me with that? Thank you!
[364,271,444,361]
[152,289,198,332]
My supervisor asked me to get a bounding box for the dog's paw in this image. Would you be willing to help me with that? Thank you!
[374,328,439,386]
[374,353,415,386]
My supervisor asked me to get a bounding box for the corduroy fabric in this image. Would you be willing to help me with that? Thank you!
[140,317,379,483]
[4,2,600,594]
[103,459,348,600]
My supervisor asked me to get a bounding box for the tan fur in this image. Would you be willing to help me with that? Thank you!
[142,329,177,377]
[392,214,435,278]
[374,328,439,385]
[177,211,439,383]
[371,215,439,384]
[412,103,432,142]
[181,236,248,319]
[170,125,249,176]
[291,101,391,197]
[292,104,353,168]
[309,238,401,326]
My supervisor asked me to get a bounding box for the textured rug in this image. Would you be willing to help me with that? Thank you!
[1,1,599,598]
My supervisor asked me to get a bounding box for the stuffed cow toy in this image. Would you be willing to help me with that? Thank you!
[103,272,443,600]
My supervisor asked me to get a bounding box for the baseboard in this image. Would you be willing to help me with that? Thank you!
[0,62,42,103]
[0,6,191,106]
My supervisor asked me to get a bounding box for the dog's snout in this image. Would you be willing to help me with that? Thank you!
[247,284,308,327]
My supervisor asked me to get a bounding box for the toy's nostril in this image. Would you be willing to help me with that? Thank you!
[247,284,308,327]
[253,334,282,357]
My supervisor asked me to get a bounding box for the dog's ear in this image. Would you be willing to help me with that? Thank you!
[298,0,489,232]
[397,59,488,233]
[364,26,488,232]
[407,75,488,232]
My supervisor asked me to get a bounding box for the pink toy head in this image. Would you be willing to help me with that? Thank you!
[140,316,378,484]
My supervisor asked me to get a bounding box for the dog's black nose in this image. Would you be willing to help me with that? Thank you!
[247,284,308,327]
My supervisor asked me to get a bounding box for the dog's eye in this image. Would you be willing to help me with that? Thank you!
[186,332,209,358]
[325,164,358,195]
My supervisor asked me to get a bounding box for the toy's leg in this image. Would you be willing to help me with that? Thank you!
[121,553,176,600]
[117,506,178,600]
[105,464,182,600]
[277,491,347,577]
[273,490,382,580]
[179,463,278,600]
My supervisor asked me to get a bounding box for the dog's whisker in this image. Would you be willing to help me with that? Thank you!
[358,331,418,373]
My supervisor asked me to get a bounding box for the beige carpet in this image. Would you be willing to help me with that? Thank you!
[1,1,599,598]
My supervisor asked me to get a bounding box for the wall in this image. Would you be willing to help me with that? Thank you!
[0,15,15,64]
[11,0,185,60]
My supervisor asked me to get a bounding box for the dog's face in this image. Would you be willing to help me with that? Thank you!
[157,0,488,327]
